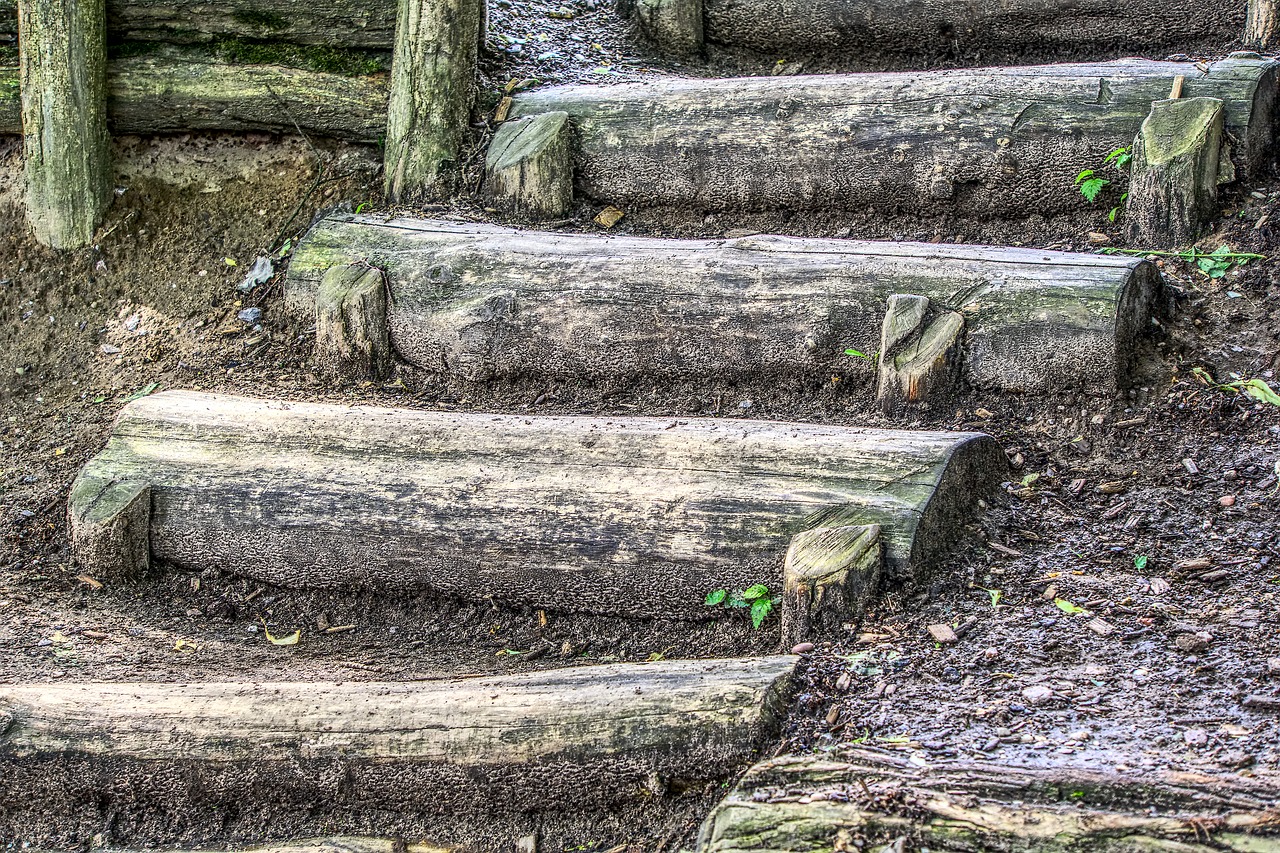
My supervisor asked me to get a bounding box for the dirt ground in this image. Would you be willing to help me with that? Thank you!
[2,0,1279,850]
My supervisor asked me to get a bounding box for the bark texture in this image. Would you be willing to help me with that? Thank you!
[69,391,1003,601]
[780,525,882,647]
[483,111,574,219]
[1125,97,1226,249]
[509,58,1277,217]
[697,750,1280,852]
[0,54,387,140]
[19,0,112,248]
[384,0,483,204]
[287,215,1165,395]
[96,841,466,853]
[0,658,795,842]
[314,264,392,381]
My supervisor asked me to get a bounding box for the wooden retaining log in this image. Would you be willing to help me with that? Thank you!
[286,215,1165,396]
[0,658,795,841]
[68,391,1004,605]
[628,0,1244,63]
[90,841,467,853]
[696,750,1280,852]
[509,57,1278,217]
[0,53,387,140]
[19,0,112,248]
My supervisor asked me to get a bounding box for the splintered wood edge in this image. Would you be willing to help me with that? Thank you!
[781,525,883,645]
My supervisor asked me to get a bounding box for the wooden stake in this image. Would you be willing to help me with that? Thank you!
[314,263,393,381]
[18,0,111,248]
[384,0,484,205]
[1169,75,1185,99]
[1248,0,1279,47]
[876,294,965,415]
[483,111,574,219]
[780,525,882,647]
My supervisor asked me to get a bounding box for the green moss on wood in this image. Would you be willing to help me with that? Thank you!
[230,8,290,31]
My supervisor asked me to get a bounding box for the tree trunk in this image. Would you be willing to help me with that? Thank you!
[383,0,483,204]
[0,657,795,843]
[18,0,111,248]
[0,53,387,140]
[697,750,1280,852]
[286,215,1164,396]
[509,57,1277,217]
[68,391,1004,603]
[483,111,574,219]
[1125,97,1226,249]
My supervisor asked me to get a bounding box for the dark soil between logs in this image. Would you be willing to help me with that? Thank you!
[2,2,1280,851]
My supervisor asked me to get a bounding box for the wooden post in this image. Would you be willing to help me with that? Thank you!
[624,0,703,56]
[384,0,484,205]
[780,525,882,647]
[1125,97,1225,249]
[876,294,965,414]
[484,112,574,219]
[67,476,150,580]
[314,264,393,381]
[1248,0,1278,47]
[18,0,111,249]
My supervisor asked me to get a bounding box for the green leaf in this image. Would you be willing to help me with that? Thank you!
[123,382,160,403]
[1079,177,1108,203]
[705,589,727,607]
[1237,378,1280,406]
[1054,598,1087,615]
[1075,169,1095,185]
[844,348,874,361]
[1108,207,1119,222]
[1134,555,1148,570]
[742,583,770,601]
[982,587,1003,608]
[727,593,749,609]
[750,597,774,629]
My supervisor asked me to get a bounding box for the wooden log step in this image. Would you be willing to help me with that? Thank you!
[0,657,795,842]
[696,749,1280,852]
[0,53,387,141]
[286,215,1164,396]
[508,57,1278,217]
[69,391,1003,618]
[627,0,1244,63]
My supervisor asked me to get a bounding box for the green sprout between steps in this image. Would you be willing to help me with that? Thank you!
[1191,367,1280,407]
[844,348,878,363]
[1075,146,1131,222]
[705,584,776,629]
[1100,246,1265,279]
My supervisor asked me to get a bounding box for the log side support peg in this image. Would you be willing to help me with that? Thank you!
[314,264,393,382]
[876,294,965,415]
[1124,97,1226,249]
[483,111,574,219]
[1248,0,1278,47]
[780,524,883,647]
[68,476,151,580]
[624,0,703,56]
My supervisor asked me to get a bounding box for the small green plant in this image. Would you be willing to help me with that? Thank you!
[844,348,877,363]
[1100,246,1265,278]
[1192,367,1280,406]
[705,584,776,629]
[1075,146,1131,219]
[980,587,1003,608]
[1134,555,1149,571]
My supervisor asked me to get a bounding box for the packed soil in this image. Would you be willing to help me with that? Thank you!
[2,1,1279,851]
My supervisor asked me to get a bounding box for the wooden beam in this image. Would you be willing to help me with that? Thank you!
[1125,97,1225,248]
[696,750,1280,852]
[286,216,1165,396]
[509,58,1277,217]
[483,111,574,219]
[68,391,1004,601]
[0,657,796,843]
[18,0,112,248]
[384,0,484,204]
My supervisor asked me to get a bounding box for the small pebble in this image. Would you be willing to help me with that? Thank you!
[1022,684,1054,705]
[1219,495,1236,507]
[1183,728,1209,747]
[790,642,815,655]
[1175,632,1212,653]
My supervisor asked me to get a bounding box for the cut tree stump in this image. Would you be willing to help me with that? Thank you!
[509,57,1278,217]
[0,53,387,141]
[384,0,483,204]
[1125,97,1226,249]
[483,111,574,219]
[876,294,965,414]
[696,749,1280,852]
[625,0,1242,66]
[780,525,882,646]
[18,0,112,248]
[68,391,1004,604]
[0,657,795,843]
[286,215,1164,395]
[314,263,392,381]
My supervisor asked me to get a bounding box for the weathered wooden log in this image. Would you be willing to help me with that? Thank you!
[69,391,1003,603]
[876,295,965,414]
[509,57,1278,217]
[626,0,1244,64]
[384,0,483,204]
[92,840,466,853]
[780,525,881,647]
[19,0,112,248]
[287,216,1165,395]
[315,263,392,381]
[0,53,386,140]
[483,111,573,219]
[1248,0,1278,47]
[697,750,1280,852]
[1125,97,1226,249]
[0,657,795,842]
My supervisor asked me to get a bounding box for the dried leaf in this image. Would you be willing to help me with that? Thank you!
[593,205,625,228]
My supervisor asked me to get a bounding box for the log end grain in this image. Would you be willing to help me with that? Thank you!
[68,475,151,580]
[484,111,574,219]
[314,263,392,381]
[780,525,882,647]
